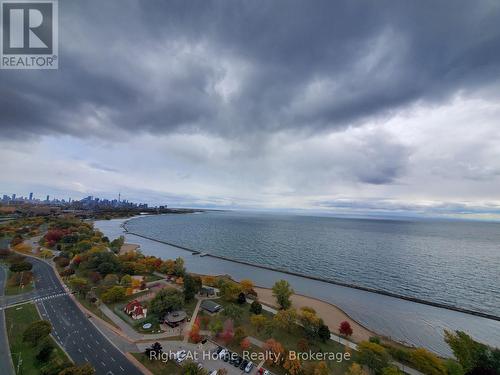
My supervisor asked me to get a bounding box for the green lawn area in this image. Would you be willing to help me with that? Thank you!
[4,270,34,296]
[74,294,120,329]
[144,274,163,282]
[5,303,71,375]
[131,352,180,375]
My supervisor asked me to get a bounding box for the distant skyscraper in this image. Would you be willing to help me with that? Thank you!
[46,195,50,201]
[12,193,16,200]
[29,192,33,200]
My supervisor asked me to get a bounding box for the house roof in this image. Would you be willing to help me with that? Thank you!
[200,299,222,313]
[164,310,187,323]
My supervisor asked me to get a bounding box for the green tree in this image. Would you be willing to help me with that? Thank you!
[209,318,223,336]
[272,280,293,309]
[23,320,52,346]
[173,257,185,276]
[250,314,267,332]
[100,286,126,303]
[318,323,331,342]
[180,361,208,375]
[444,359,464,375]
[444,330,494,374]
[10,261,33,273]
[250,300,262,314]
[409,348,446,375]
[357,341,390,375]
[120,274,132,286]
[273,308,297,332]
[222,304,244,323]
[344,362,366,375]
[149,288,184,316]
[381,367,402,375]
[36,337,55,363]
[183,274,200,302]
[69,277,89,296]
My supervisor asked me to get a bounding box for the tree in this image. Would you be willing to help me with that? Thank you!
[250,314,267,332]
[318,323,331,342]
[23,320,52,346]
[444,330,496,374]
[10,261,33,273]
[69,277,89,296]
[273,308,297,332]
[58,363,95,375]
[109,236,125,253]
[409,348,446,375]
[222,304,243,323]
[240,337,251,350]
[263,338,285,366]
[120,274,132,286]
[145,342,163,358]
[339,320,353,337]
[357,341,390,374]
[284,357,302,375]
[36,337,55,363]
[189,324,201,343]
[314,361,330,375]
[180,361,208,375]
[444,359,465,375]
[240,279,254,293]
[39,249,53,259]
[250,300,263,314]
[234,326,246,344]
[149,288,184,316]
[209,318,223,336]
[103,274,119,286]
[237,292,247,304]
[218,280,241,301]
[100,286,126,303]
[298,307,321,338]
[272,280,293,309]
[183,274,199,302]
[173,257,185,276]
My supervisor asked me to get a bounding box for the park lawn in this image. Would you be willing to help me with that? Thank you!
[5,303,71,375]
[4,270,34,296]
[131,352,180,375]
[74,294,120,329]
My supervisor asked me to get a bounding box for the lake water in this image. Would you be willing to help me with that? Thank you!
[95,212,500,356]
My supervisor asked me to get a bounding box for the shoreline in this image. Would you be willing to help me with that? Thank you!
[121,219,500,323]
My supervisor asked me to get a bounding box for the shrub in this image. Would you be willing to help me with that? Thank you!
[250,300,263,314]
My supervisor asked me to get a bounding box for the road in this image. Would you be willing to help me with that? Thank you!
[1,255,143,375]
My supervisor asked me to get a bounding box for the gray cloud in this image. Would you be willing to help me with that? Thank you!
[1,0,500,139]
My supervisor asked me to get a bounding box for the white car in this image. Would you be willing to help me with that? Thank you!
[218,348,228,359]
[244,362,254,373]
[209,371,218,375]
[175,350,187,363]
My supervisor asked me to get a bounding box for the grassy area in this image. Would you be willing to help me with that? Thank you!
[5,303,71,375]
[144,274,163,282]
[4,270,34,296]
[131,352,180,375]
[74,294,120,329]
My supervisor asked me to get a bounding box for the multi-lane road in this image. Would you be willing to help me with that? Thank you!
[1,255,143,375]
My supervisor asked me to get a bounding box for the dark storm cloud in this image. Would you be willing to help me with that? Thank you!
[1,0,500,139]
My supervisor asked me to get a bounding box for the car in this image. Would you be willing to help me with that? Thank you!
[233,356,243,367]
[196,363,203,370]
[215,346,223,355]
[218,348,228,359]
[209,371,218,375]
[175,350,187,363]
[222,352,230,362]
[257,369,270,375]
[229,354,237,365]
[244,362,254,373]
[240,359,249,370]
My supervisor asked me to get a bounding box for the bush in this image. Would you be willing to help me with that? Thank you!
[409,348,447,375]
[357,341,390,374]
[10,261,33,273]
[23,320,52,346]
[250,300,263,314]
[36,337,55,363]
[100,286,126,304]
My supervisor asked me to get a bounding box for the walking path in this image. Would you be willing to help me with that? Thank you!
[183,298,202,343]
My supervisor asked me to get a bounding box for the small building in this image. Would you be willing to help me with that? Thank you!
[124,299,147,320]
[200,300,222,314]
[163,310,187,327]
[200,287,215,297]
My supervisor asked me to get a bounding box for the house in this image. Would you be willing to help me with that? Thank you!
[200,300,222,314]
[200,287,215,297]
[123,299,147,320]
[163,310,187,327]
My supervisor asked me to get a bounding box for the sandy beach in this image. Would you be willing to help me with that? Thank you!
[254,286,373,343]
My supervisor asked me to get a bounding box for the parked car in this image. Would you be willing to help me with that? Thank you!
[218,348,228,359]
[222,352,230,362]
[257,369,270,375]
[175,350,187,363]
[215,346,223,355]
[240,359,249,370]
[245,362,254,373]
[233,356,243,367]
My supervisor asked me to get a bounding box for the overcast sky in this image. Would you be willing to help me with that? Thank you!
[2,0,500,218]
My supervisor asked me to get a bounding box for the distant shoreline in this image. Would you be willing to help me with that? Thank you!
[120,216,500,323]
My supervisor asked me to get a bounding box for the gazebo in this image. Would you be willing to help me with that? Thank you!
[163,310,187,327]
